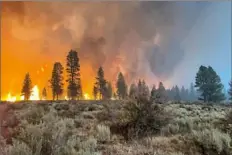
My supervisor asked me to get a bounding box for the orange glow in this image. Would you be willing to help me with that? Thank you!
[29,85,40,100]
[84,93,90,100]
[6,93,17,102]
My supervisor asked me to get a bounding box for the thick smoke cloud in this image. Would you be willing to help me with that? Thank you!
[2,1,210,86]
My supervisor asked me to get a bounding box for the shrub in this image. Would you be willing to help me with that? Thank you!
[96,125,111,143]
[192,128,231,155]
[111,97,172,140]
[226,110,232,124]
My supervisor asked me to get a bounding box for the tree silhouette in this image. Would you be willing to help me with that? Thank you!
[42,87,47,100]
[95,67,107,99]
[21,72,32,101]
[116,72,127,99]
[50,62,64,100]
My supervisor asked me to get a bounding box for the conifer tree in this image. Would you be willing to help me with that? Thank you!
[21,72,32,101]
[228,80,232,101]
[129,83,137,99]
[156,82,167,103]
[189,82,195,101]
[174,85,181,102]
[195,65,225,102]
[66,49,82,100]
[50,62,64,100]
[106,82,113,99]
[116,72,127,99]
[42,87,47,100]
[150,85,157,101]
[93,85,98,100]
[95,67,107,99]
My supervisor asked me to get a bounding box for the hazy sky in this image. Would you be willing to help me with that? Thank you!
[171,1,231,90]
[1,1,231,99]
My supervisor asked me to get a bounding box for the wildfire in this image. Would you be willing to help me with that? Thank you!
[6,85,40,102]
[29,85,40,100]
[84,93,90,100]
[6,93,16,102]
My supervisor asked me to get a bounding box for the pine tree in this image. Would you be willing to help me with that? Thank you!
[95,67,107,100]
[228,80,232,102]
[150,85,157,101]
[141,80,150,99]
[174,85,181,102]
[93,85,98,100]
[42,87,47,100]
[50,62,64,100]
[116,72,127,99]
[129,83,137,99]
[195,65,225,102]
[66,49,82,100]
[189,82,196,101]
[21,73,32,101]
[105,82,113,99]
[156,82,167,103]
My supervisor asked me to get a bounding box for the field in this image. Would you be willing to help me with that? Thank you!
[0,100,232,155]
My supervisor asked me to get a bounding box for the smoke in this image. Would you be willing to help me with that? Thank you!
[2,1,210,87]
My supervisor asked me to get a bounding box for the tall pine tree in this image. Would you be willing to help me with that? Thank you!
[129,83,137,99]
[150,85,157,101]
[156,82,167,103]
[105,82,113,99]
[95,67,107,100]
[174,85,181,102]
[195,65,225,102]
[116,72,127,99]
[66,50,82,100]
[50,62,64,100]
[42,87,47,100]
[21,73,32,101]
[92,85,98,100]
[228,80,232,101]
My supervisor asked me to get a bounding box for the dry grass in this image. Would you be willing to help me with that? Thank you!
[1,100,232,155]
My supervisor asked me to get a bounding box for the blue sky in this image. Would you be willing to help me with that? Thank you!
[170,2,231,90]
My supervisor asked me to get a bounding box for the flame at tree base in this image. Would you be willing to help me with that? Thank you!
[6,85,40,102]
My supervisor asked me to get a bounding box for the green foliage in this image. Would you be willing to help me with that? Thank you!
[129,83,137,99]
[66,49,82,100]
[116,72,127,99]
[228,80,232,101]
[155,82,167,104]
[111,98,172,140]
[21,73,32,101]
[174,86,181,102]
[50,62,64,100]
[137,80,150,99]
[195,65,225,103]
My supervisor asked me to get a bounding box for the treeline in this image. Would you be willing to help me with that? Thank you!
[21,49,232,103]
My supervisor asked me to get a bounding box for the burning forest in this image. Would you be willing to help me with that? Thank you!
[0,2,232,155]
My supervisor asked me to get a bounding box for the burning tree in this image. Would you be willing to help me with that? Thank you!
[21,72,32,101]
[50,62,64,100]
[116,72,127,99]
[66,50,82,100]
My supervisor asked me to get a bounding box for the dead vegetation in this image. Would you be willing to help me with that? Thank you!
[0,100,232,155]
